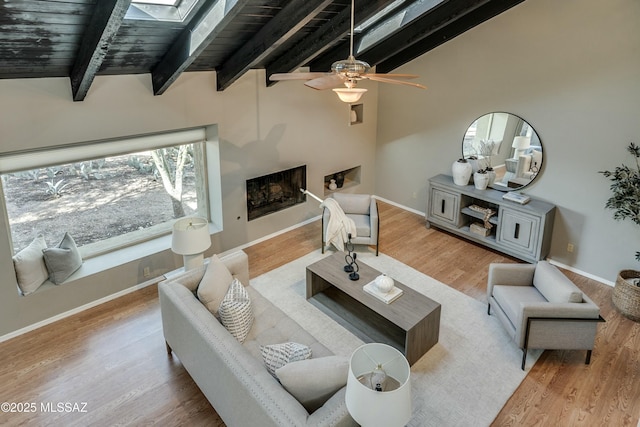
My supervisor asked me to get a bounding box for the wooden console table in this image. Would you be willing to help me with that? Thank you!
[426,174,556,263]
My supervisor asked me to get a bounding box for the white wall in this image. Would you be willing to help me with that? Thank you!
[375,0,640,281]
[0,70,378,336]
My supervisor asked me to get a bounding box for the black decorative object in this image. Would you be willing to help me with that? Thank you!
[335,172,345,188]
[343,233,359,280]
[349,253,360,281]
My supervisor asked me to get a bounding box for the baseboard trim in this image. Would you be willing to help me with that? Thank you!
[0,278,158,344]
[373,195,425,217]
[373,196,614,288]
[220,215,322,257]
[547,259,614,287]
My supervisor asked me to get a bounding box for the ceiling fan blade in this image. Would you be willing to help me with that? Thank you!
[304,74,345,90]
[365,73,420,79]
[269,72,330,81]
[364,75,427,89]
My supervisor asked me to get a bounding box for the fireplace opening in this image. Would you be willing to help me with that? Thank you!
[246,165,307,221]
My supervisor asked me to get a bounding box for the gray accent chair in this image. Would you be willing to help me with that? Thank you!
[487,261,604,370]
[322,193,379,255]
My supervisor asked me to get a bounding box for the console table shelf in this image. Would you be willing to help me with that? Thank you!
[426,174,556,263]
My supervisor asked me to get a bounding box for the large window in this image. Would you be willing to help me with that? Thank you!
[1,132,209,259]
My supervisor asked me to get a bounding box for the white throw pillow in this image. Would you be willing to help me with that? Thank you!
[276,356,349,413]
[197,254,234,316]
[260,342,312,377]
[13,235,49,295]
[218,278,253,343]
[42,233,83,285]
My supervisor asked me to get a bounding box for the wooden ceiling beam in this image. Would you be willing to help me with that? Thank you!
[371,0,525,73]
[151,0,251,95]
[69,0,131,101]
[215,0,334,91]
[264,0,396,86]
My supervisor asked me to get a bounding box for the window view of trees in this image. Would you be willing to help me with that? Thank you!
[1,143,205,257]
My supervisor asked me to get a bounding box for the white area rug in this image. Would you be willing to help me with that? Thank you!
[250,250,539,426]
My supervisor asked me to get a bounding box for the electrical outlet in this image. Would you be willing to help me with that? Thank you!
[143,267,151,277]
[567,243,574,253]
[412,192,417,199]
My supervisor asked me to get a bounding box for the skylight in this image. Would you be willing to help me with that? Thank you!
[126,0,199,23]
[132,0,180,5]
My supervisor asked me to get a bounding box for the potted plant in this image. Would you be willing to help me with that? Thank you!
[600,142,640,321]
[473,168,489,190]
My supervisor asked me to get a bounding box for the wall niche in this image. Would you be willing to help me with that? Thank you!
[324,165,361,196]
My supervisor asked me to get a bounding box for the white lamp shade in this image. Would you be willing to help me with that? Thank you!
[512,136,531,149]
[346,343,411,427]
[171,217,211,255]
[333,87,367,103]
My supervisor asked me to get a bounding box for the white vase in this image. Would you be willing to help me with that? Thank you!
[474,172,489,190]
[452,159,472,186]
[328,179,337,190]
[486,169,496,187]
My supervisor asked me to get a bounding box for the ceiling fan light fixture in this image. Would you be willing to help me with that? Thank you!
[333,87,367,103]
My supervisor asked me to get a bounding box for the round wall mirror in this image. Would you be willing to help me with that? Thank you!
[462,112,543,191]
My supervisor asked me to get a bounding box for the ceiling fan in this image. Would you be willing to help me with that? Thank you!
[269,0,426,103]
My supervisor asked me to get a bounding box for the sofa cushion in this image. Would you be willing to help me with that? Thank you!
[350,214,371,237]
[197,254,234,316]
[533,261,583,303]
[13,235,49,295]
[276,356,349,413]
[218,278,253,343]
[260,342,312,377]
[242,286,333,363]
[493,285,547,327]
[42,232,82,285]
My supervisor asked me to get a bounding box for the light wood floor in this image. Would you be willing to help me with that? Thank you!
[0,202,638,426]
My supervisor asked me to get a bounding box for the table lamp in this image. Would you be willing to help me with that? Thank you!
[511,136,531,159]
[171,216,211,270]
[345,343,411,427]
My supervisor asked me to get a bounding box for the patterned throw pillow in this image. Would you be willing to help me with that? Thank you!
[218,278,253,343]
[260,342,312,377]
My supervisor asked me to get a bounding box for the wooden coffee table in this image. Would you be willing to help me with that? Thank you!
[306,252,441,365]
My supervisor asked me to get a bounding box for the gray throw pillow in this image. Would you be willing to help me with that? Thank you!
[197,254,234,317]
[13,235,49,295]
[276,356,349,413]
[42,233,83,285]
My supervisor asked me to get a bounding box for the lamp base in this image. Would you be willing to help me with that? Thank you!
[183,253,205,270]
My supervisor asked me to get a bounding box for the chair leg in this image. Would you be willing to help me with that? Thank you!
[487,303,491,315]
[521,348,527,371]
[585,350,592,365]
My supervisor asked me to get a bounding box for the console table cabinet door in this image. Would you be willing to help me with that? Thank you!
[429,188,460,225]
[497,208,540,257]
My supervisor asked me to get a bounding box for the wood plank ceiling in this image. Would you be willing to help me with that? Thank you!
[0,0,526,101]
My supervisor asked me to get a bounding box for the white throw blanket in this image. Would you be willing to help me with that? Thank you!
[320,198,357,251]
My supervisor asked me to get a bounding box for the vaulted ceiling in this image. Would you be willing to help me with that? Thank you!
[0,0,525,101]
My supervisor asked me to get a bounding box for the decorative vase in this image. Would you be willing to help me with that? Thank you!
[452,159,472,186]
[335,172,345,188]
[375,274,395,293]
[474,172,489,190]
[486,169,496,187]
[328,179,337,190]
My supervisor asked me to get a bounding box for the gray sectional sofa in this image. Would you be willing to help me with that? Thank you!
[158,250,356,427]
